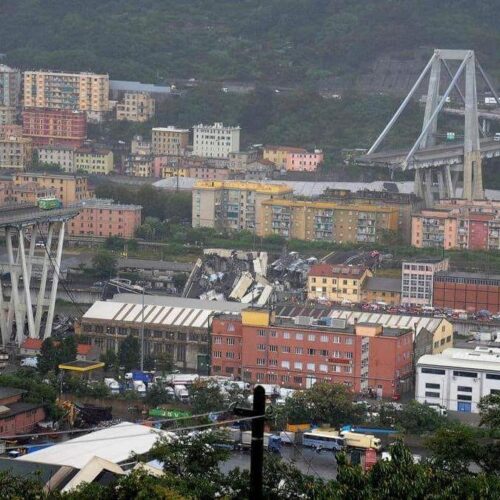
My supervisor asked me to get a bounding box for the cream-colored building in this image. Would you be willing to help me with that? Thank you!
[192,180,293,232]
[0,106,17,125]
[0,136,32,169]
[116,92,155,122]
[260,199,399,242]
[23,70,109,121]
[193,122,240,159]
[307,264,372,303]
[75,148,113,175]
[37,145,76,173]
[152,127,189,156]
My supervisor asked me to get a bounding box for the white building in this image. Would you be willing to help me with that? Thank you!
[37,145,76,172]
[401,257,449,306]
[416,347,500,413]
[192,122,240,159]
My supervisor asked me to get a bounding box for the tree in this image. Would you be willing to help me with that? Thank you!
[91,250,117,279]
[144,384,173,407]
[37,338,59,374]
[188,379,225,414]
[155,351,174,376]
[59,336,78,364]
[118,335,140,372]
[395,400,447,433]
[479,393,500,429]
[100,349,118,372]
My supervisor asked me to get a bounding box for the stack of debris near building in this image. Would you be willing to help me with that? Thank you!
[182,248,315,305]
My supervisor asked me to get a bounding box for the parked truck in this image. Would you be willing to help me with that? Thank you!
[240,431,281,453]
[340,431,382,451]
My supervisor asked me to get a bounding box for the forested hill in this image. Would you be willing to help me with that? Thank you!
[1,0,499,86]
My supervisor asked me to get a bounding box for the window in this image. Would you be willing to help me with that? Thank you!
[486,373,500,380]
[226,337,235,345]
[345,352,353,359]
[425,391,440,398]
[453,371,477,378]
[425,383,440,389]
[457,394,472,401]
[213,336,222,344]
[269,359,277,366]
[307,363,315,371]
[343,366,352,373]
[293,376,303,384]
[283,332,291,339]
[226,352,235,359]
[257,344,266,351]
[333,336,341,344]
[281,375,290,383]
[308,334,316,342]
[422,368,445,375]
[281,360,290,369]
[307,348,316,356]
[258,329,266,337]
[319,364,328,373]
[269,345,278,352]
[320,335,328,343]
[295,347,304,355]
[294,362,303,370]
[257,358,266,366]
[332,365,341,373]
[320,349,329,356]
[345,337,353,345]
[296,333,303,341]
[282,346,291,353]
[457,386,472,392]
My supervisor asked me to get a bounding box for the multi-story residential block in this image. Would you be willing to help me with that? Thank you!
[401,258,450,306]
[152,127,189,156]
[131,135,152,155]
[0,65,21,107]
[192,180,293,232]
[416,347,500,413]
[12,182,57,204]
[0,179,14,205]
[286,149,324,172]
[320,189,423,244]
[36,144,76,173]
[433,271,500,314]
[260,199,398,242]
[263,145,307,170]
[228,150,261,172]
[192,122,240,158]
[74,147,113,175]
[69,198,141,238]
[0,136,33,169]
[0,124,22,139]
[22,108,86,147]
[23,70,109,121]
[307,264,372,303]
[13,172,90,205]
[116,92,155,122]
[211,308,414,396]
[0,106,17,125]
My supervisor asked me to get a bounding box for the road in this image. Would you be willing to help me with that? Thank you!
[221,445,338,480]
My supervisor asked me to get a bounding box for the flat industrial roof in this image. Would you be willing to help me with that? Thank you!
[18,422,169,469]
[418,347,500,372]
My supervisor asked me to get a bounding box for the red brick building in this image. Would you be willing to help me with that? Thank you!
[22,108,87,147]
[0,387,45,437]
[211,308,413,397]
[433,271,500,313]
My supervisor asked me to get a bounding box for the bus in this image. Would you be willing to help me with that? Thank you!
[302,429,345,451]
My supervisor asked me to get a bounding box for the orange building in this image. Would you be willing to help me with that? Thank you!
[68,199,142,238]
[211,308,413,397]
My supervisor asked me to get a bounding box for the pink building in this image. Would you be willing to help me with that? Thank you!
[69,199,142,238]
[286,149,324,172]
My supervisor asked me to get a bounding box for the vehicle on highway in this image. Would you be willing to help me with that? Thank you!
[302,429,345,451]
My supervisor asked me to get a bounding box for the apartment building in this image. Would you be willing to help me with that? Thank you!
[0,124,22,139]
[116,92,155,122]
[23,70,109,121]
[401,258,450,306]
[36,145,76,173]
[69,199,141,238]
[13,172,90,205]
[362,277,401,306]
[0,136,33,169]
[263,145,307,170]
[0,65,21,107]
[433,271,500,314]
[192,122,240,158]
[74,147,114,175]
[307,264,372,303]
[412,202,500,250]
[286,149,324,172]
[320,189,423,244]
[228,150,261,172]
[211,309,414,396]
[11,182,57,204]
[152,127,189,156]
[0,179,14,205]
[22,108,87,147]
[131,135,152,155]
[416,347,500,413]
[260,199,398,242]
[0,106,17,125]
[192,180,293,232]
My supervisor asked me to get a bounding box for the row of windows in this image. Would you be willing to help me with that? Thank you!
[422,367,500,380]
[257,330,354,344]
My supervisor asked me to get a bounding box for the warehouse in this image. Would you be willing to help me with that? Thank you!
[80,295,246,372]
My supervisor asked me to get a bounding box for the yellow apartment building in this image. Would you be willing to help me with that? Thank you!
[260,199,398,242]
[192,180,293,232]
[0,136,32,169]
[74,148,114,175]
[116,92,155,122]
[13,172,90,205]
[307,264,372,303]
[152,127,190,155]
[262,145,307,170]
[23,71,109,120]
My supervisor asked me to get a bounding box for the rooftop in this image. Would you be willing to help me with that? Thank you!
[262,198,398,213]
[194,180,293,194]
[152,126,189,133]
[403,257,448,264]
[364,277,401,293]
[0,402,43,419]
[418,347,500,372]
[17,422,170,469]
[77,198,142,211]
[0,387,27,401]
[264,145,307,153]
[309,264,368,279]
[193,122,240,130]
[110,80,170,94]
[435,271,500,281]
[58,360,105,372]
[21,338,93,356]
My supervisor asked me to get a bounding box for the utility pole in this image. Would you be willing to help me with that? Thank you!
[234,385,265,500]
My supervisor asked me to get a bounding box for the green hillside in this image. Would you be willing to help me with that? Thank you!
[1,0,499,84]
